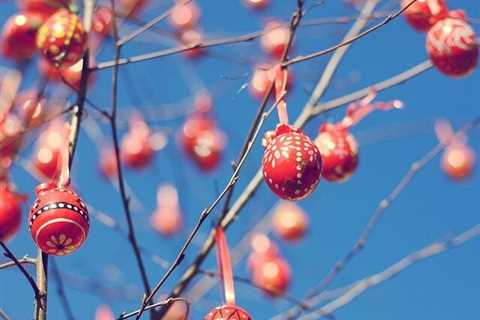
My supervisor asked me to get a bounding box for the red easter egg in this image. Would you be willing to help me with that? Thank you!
[243,0,269,10]
[252,256,291,297]
[260,21,290,59]
[426,16,478,77]
[1,12,44,61]
[0,185,23,242]
[17,0,71,18]
[179,113,225,171]
[272,201,308,241]
[32,122,66,179]
[121,115,154,169]
[36,9,87,68]
[441,145,475,181]
[151,184,182,236]
[314,123,359,182]
[29,183,89,256]
[119,0,148,18]
[401,0,448,32]
[204,305,252,320]
[262,124,322,200]
[169,1,200,31]
[99,149,118,179]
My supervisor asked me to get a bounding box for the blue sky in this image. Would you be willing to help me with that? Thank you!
[0,0,479,319]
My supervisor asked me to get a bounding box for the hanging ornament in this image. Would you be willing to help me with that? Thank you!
[0,183,25,242]
[272,201,308,241]
[247,233,291,297]
[252,255,291,297]
[95,304,115,320]
[426,12,478,77]
[260,21,290,59]
[243,0,269,10]
[315,88,402,182]
[16,0,73,19]
[204,228,252,320]
[29,126,90,256]
[36,9,87,68]
[121,113,154,170]
[14,89,46,128]
[150,184,183,236]
[249,63,293,100]
[32,120,67,180]
[435,119,475,181]
[99,148,118,179]
[119,0,148,18]
[262,67,322,200]
[1,12,44,61]
[169,0,200,32]
[402,0,448,32]
[179,99,225,171]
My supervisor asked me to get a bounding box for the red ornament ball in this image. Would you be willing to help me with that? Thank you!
[260,21,290,59]
[426,16,478,77]
[169,1,200,31]
[262,124,322,200]
[17,0,71,19]
[252,256,291,297]
[204,305,252,320]
[441,145,475,181]
[272,201,308,241]
[99,149,118,179]
[401,0,448,32]
[179,113,225,171]
[29,182,89,256]
[314,123,359,182]
[0,186,23,242]
[36,9,87,68]
[121,115,154,170]
[1,12,44,61]
[92,6,113,37]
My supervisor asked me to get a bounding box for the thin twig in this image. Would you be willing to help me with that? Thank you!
[0,241,40,299]
[283,0,419,66]
[0,309,10,320]
[109,0,153,302]
[0,256,36,270]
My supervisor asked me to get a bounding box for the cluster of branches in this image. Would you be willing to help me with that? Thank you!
[0,0,479,320]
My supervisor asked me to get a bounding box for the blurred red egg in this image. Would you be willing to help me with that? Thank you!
[178,28,205,59]
[441,145,475,181]
[119,0,148,18]
[99,148,118,179]
[401,0,448,32]
[151,184,182,236]
[272,201,308,241]
[249,64,293,100]
[1,12,44,61]
[252,256,291,297]
[0,185,24,242]
[260,21,290,59]
[121,113,154,170]
[169,1,200,31]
